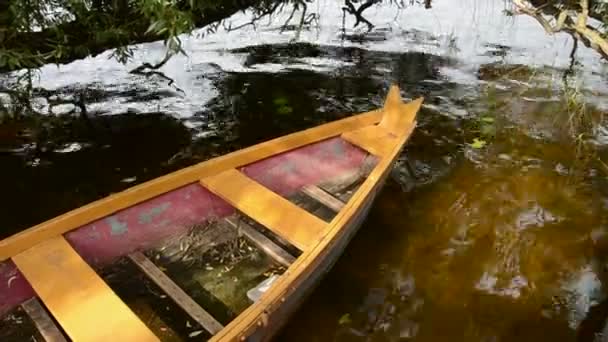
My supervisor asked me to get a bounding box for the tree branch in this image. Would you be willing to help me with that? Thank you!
[0,0,276,72]
[513,0,608,60]
[342,0,381,32]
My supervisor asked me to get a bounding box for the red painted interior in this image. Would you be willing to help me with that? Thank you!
[0,137,370,317]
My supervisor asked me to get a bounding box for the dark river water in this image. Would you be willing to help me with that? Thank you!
[1,0,608,341]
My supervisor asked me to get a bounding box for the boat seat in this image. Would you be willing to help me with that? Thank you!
[341,125,399,157]
[12,236,159,342]
[200,169,327,251]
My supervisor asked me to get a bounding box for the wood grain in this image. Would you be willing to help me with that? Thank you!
[12,237,159,342]
[0,109,382,261]
[128,251,224,335]
[201,169,327,251]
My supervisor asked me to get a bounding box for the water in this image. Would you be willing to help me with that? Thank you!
[1,0,608,341]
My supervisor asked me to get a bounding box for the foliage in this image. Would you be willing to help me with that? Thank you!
[0,0,309,70]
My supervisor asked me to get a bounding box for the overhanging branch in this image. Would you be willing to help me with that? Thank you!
[513,0,608,60]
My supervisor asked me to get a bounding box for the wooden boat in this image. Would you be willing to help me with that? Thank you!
[0,85,421,341]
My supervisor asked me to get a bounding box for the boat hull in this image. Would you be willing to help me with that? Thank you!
[234,138,398,342]
[249,172,383,342]
[0,85,421,342]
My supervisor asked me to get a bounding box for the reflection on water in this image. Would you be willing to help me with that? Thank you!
[1,0,608,341]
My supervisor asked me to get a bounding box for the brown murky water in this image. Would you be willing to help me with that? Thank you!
[1,0,608,341]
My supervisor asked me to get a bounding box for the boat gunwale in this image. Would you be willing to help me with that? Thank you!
[0,108,384,261]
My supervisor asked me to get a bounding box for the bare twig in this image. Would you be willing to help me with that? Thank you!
[129,52,184,93]
[513,0,608,60]
[224,2,282,32]
[342,0,381,32]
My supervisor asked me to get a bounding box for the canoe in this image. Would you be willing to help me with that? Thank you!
[0,85,421,341]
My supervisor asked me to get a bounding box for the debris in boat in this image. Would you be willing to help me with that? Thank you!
[189,330,204,337]
[338,313,352,325]
[7,275,17,288]
[247,274,279,303]
[151,220,238,266]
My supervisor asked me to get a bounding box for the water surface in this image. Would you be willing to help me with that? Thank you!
[1,0,608,341]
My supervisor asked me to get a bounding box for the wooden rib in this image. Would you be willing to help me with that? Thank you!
[224,217,295,267]
[201,169,327,251]
[127,251,224,335]
[12,236,159,342]
[301,185,345,212]
[21,298,67,342]
[342,125,399,157]
[0,110,382,261]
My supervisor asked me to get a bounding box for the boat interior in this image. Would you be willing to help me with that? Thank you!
[0,86,421,341]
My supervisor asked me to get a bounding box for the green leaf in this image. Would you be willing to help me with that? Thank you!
[470,138,487,149]
[338,313,351,325]
[481,116,494,123]
[276,106,293,115]
[273,96,289,107]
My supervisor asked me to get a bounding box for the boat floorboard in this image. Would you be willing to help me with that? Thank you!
[12,236,159,342]
[128,251,224,335]
[301,185,346,212]
[224,217,296,267]
[21,298,67,342]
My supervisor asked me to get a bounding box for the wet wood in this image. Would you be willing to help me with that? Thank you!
[201,169,327,251]
[12,236,159,342]
[0,109,382,261]
[128,251,224,335]
[224,217,296,267]
[301,185,345,212]
[21,298,67,342]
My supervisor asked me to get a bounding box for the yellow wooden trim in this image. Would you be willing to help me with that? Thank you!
[209,91,419,342]
[341,125,398,157]
[12,236,159,342]
[201,169,327,251]
[0,109,382,261]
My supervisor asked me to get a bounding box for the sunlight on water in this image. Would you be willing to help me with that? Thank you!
[1,0,607,340]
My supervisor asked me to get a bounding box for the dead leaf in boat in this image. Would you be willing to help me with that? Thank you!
[338,313,352,325]
[189,330,204,338]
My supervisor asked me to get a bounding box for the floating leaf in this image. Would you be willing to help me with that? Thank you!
[338,313,352,325]
[470,138,487,149]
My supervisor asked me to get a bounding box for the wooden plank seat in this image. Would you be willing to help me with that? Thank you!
[341,125,399,158]
[200,169,327,251]
[12,236,159,342]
